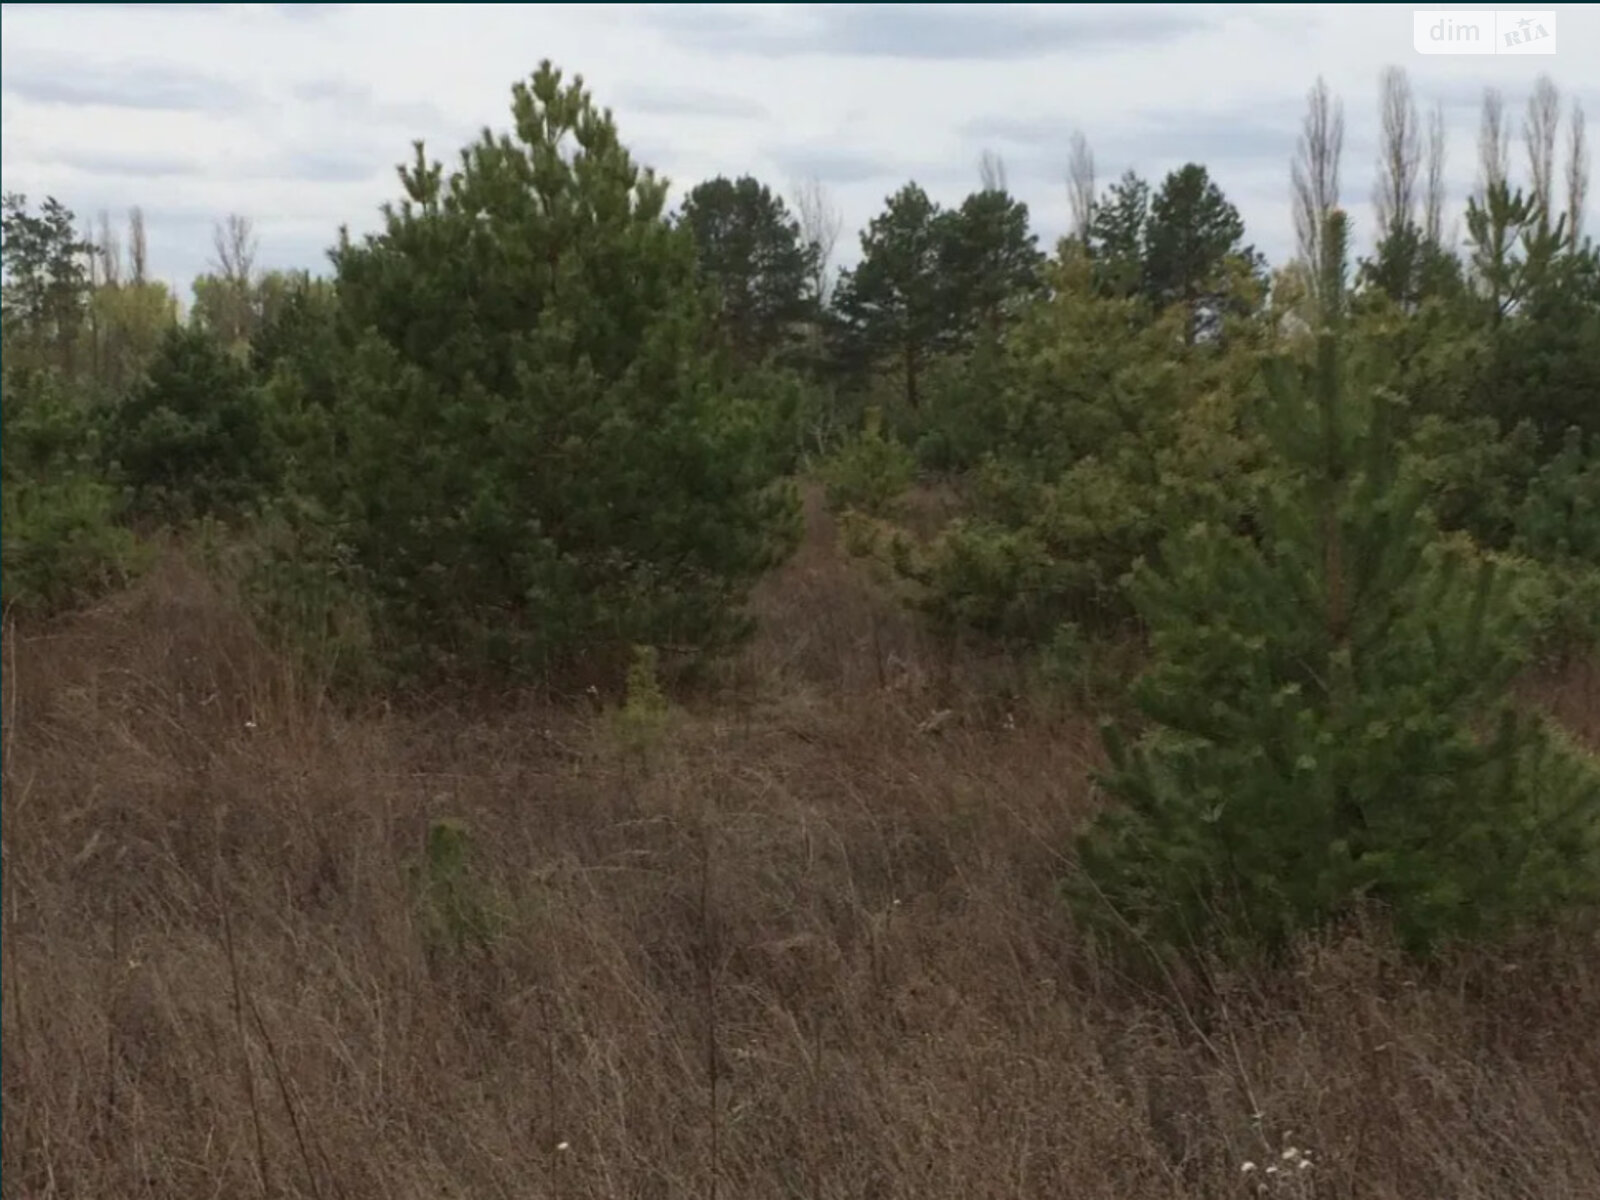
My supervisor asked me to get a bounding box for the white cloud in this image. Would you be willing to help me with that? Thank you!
[3,2,1597,296]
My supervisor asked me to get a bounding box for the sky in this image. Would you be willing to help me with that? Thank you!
[3,2,1598,303]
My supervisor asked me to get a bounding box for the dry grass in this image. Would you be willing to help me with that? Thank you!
[4,491,1599,1199]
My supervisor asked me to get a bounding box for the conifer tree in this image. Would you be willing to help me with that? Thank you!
[103,323,277,524]
[1086,170,1150,300]
[305,61,800,683]
[939,186,1045,341]
[1143,163,1262,343]
[831,183,951,409]
[1073,210,1600,960]
[677,175,819,366]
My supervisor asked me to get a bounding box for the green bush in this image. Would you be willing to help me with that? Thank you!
[2,473,142,616]
[102,324,280,525]
[731,363,840,477]
[910,342,1012,474]
[1510,427,1600,654]
[1401,413,1540,548]
[867,247,1259,647]
[819,406,915,518]
[188,500,380,694]
[1,366,143,616]
[412,818,506,960]
[1515,427,1600,563]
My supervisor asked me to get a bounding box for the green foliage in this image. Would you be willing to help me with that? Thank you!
[679,175,820,365]
[249,275,344,481]
[250,271,339,380]
[907,339,1010,473]
[883,246,1262,645]
[1359,221,1465,310]
[939,187,1046,341]
[190,498,380,692]
[819,407,915,518]
[724,362,837,479]
[1475,243,1600,449]
[2,193,93,377]
[1401,414,1540,547]
[1,365,143,615]
[611,643,672,757]
[1464,179,1566,325]
[413,818,505,959]
[1084,164,1262,340]
[895,512,1067,645]
[291,61,799,685]
[1087,171,1150,300]
[1072,214,1600,962]
[833,181,1043,409]
[1516,427,1600,561]
[1143,163,1264,343]
[102,324,279,525]
[832,183,951,409]
[1510,428,1600,652]
[82,279,182,403]
[1036,621,1143,712]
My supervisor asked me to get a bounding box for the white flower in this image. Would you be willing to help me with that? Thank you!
[1282,1147,1299,1160]
[555,1141,569,1153]
[1241,1161,1257,1174]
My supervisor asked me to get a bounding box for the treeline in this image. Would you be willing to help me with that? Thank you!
[3,62,1598,961]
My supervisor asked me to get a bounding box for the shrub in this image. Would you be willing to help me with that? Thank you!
[412,818,506,961]
[819,407,915,518]
[1,366,143,615]
[102,324,280,525]
[1510,427,1600,655]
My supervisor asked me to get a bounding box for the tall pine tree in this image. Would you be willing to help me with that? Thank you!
[831,182,951,409]
[1143,163,1261,344]
[677,175,819,366]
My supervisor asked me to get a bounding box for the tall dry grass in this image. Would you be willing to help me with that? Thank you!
[3,490,1598,1198]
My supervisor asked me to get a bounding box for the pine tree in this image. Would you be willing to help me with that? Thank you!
[938,186,1045,342]
[1072,210,1600,961]
[103,324,278,524]
[1086,170,1150,301]
[831,183,951,409]
[1143,163,1262,344]
[306,61,801,683]
[677,175,819,366]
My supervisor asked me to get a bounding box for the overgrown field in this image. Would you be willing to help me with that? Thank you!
[6,55,1600,1198]
[4,491,1597,1200]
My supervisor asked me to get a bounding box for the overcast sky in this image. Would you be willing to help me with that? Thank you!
[3,2,1598,302]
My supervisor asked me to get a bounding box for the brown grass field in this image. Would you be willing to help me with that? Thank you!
[4,490,1598,1199]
